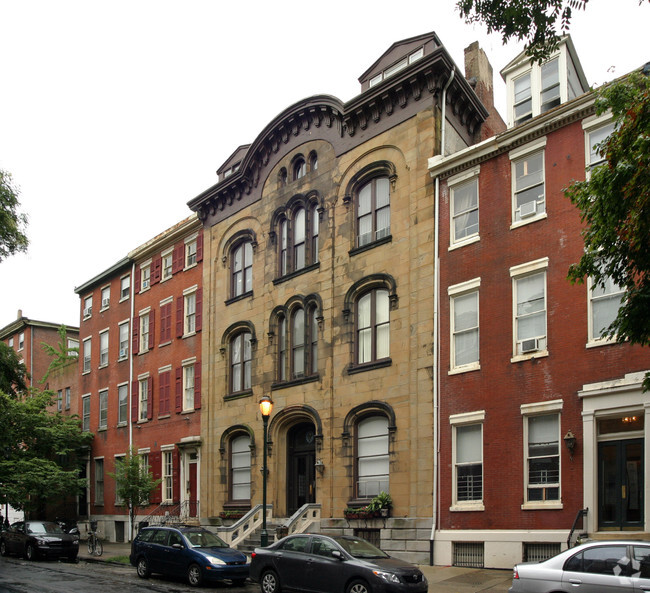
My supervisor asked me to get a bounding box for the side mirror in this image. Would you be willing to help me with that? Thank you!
[331,550,344,561]
[172,543,184,550]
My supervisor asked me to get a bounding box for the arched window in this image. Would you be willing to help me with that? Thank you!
[357,288,390,364]
[278,168,288,188]
[231,241,253,298]
[356,416,389,498]
[274,198,320,278]
[309,151,318,172]
[311,203,319,264]
[279,219,288,277]
[293,207,306,271]
[275,300,320,381]
[230,331,252,394]
[357,176,391,247]
[293,157,306,181]
[292,308,305,377]
[230,434,251,502]
[278,316,287,382]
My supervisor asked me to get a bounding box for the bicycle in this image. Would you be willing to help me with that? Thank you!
[86,521,103,556]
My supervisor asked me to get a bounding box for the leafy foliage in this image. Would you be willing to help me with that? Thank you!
[0,169,29,262]
[40,325,79,384]
[0,341,28,397]
[109,447,161,540]
[456,0,648,63]
[0,390,93,514]
[565,70,650,388]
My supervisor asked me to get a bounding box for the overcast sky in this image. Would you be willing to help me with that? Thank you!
[1,0,648,329]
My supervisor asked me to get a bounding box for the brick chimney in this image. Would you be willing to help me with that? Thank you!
[464,42,506,139]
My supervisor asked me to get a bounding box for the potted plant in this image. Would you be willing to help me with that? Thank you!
[367,492,392,517]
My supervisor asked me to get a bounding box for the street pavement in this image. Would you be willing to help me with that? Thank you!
[87,540,514,592]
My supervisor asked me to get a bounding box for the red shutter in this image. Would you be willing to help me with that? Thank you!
[151,255,161,285]
[148,310,155,350]
[134,266,141,293]
[131,380,138,422]
[175,367,182,413]
[161,370,170,415]
[176,296,184,338]
[132,315,140,355]
[159,303,170,344]
[195,288,203,332]
[194,362,201,410]
[172,243,184,274]
[172,449,181,503]
[196,233,203,263]
[147,376,154,420]
[150,451,162,503]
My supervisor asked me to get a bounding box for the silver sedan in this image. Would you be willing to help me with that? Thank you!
[509,540,650,592]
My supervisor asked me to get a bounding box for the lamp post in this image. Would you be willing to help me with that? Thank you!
[259,396,273,547]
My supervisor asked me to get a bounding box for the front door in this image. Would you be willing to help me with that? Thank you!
[188,460,197,517]
[598,439,643,530]
[287,423,316,515]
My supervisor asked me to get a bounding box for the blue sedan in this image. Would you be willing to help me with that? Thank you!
[130,525,249,587]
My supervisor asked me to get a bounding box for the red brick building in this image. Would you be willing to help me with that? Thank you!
[74,215,203,542]
[429,39,650,567]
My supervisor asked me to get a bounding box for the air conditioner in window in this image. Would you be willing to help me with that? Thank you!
[101,298,110,307]
[119,348,128,358]
[142,279,150,289]
[358,232,373,247]
[375,226,391,241]
[519,201,538,218]
[83,307,92,317]
[519,338,540,354]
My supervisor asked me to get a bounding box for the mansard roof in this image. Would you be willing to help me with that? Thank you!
[188,34,489,226]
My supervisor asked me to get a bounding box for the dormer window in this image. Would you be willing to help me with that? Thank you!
[368,47,424,89]
[540,58,560,113]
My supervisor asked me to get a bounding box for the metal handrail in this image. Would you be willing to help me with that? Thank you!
[567,507,588,547]
[141,500,200,527]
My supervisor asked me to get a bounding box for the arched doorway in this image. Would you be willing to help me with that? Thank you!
[287,422,316,514]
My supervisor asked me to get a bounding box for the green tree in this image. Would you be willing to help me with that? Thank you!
[109,447,161,541]
[457,0,648,62]
[0,341,28,397]
[0,169,28,262]
[565,70,650,389]
[40,325,79,384]
[0,390,93,515]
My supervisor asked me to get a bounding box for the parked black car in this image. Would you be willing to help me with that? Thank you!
[0,520,79,561]
[250,533,428,593]
[130,525,249,587]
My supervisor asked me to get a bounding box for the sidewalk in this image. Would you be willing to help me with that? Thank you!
[85,541,513,592]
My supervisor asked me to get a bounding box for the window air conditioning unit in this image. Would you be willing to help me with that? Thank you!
[520,201,537,218]
[119,348,128,358]
[375,226,391,241]
[102,298,110,307]
[520,338,540,354]
[142,279,149,289]
[83,307,92,317]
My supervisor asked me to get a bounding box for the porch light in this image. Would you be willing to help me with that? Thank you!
[259,396,273,547]
[563,430,577,460]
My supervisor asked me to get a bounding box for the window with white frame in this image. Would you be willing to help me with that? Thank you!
[540,58,560,113]
[230,434,251,501]
[449,278,480,371]
[162,250,173,281]
[118,321,129,360]
[18,332,24,350]
[589,275,624,342]
[449,170,479,245]
[65,387,71,410]
[120,275,130,300]
[511,142,546,223]
[525,413,560,503]
[99,330,109,367]
[140,264,151,291]
[184,290,196,335]
[356,416,389,498]
[586,121,615,172]
[83,295,93,318]
[186,237,198,267]
[100,286,110,309]
[118,383,128,425]
[83,338,91,373]
[139,377,149,421]
[57,389,63,411]
[82,395,90,431]
[513,71,532,125]
[140,312,150,352]
[511,259,548,357]
[94,458,104,504]
[183,363,195,411]
[99,389,108,429]
[163,450,173,502]
[452,417,484,506]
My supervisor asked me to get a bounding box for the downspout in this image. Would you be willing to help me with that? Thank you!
[128,262,135,539]
[430,66,455,566]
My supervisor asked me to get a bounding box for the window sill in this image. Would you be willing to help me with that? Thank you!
[158,414,171,420]
[118,356,129,362]
[448,363,481,375]
[347,358,392,375]
[225,389,253,402]
[97,427,107,432]
[273,262,320,286]
[521,501,563,511]
[511,350,549,363]
[182,409,195,415]
[183,263,198,272]
[449,235,480,251]
[117,422,127,428]
[450,503,485,512]
[158,341,171,348]
[272,374,320,390]
[82,370,91,375]
[349,235,392,257]
[510,212,547,230]
[586,337,620,348]
[183,331,197,339]
[225,291,253,306]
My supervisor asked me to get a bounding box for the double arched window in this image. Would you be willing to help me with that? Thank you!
[222,322,255,396]
[274,196,320,278]
[223,230,256,302]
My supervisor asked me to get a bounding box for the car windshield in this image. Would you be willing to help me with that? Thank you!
[332,536,389,559]
[27,522,64,535]
[185,530,228,548]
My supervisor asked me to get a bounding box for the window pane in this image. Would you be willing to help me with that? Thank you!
[375,290,389,324]
[515,153,544,192]
[375,177,390,208]
[457,424,481,463]
[358,183,371,215]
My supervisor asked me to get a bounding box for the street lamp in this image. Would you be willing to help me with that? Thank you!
[259,396,273,546]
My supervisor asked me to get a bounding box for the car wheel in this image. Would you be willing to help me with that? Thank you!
[260,569,281,593]
[136,557,151,578]
[0,540,8,557]
[347,579,371,593]
[187,563,203,587]
[25,543,37,561]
